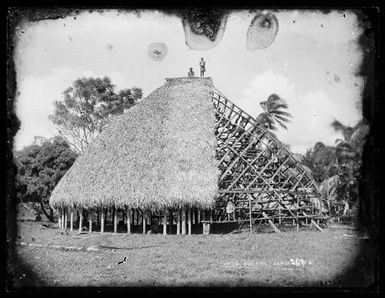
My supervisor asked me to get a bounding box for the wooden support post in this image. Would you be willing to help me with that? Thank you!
[188,206,192,235]
[203,210,211,235]
[303,211,323,232]
[262,212,281,233]
[61,208,65,230]
[58,208,62,229]
[131,209,134,225]
[278,206,282,225]
[197,209,201,224]
[192,208,196,225]
[181,206,186,235]
[248,197,252,234]
[176,208,180,235]
[89,211,93,233]
[78,209,83,233]
[101,208,105,233]
[163,209,167,235]
[142,211,146,234]
[169,210,173,234]
[113,207,118,234]
[126,207,131,234]
[64,208,68,230]
[70,208,74,231]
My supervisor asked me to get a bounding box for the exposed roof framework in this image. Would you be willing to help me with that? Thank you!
[210,89,328,228]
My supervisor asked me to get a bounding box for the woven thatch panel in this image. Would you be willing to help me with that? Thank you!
[50,78,219,210]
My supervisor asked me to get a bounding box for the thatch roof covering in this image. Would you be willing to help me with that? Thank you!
[50,78,220,210]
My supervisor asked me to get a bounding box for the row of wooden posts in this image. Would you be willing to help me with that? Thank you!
[57,206,214,235]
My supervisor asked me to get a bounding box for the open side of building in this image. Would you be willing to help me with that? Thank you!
[49,77,328,235]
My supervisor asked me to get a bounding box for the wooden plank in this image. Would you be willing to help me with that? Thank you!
[262,212,281,233]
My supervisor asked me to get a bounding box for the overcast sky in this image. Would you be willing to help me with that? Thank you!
[13,9,364,153]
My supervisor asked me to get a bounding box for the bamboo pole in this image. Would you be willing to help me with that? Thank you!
[70,208,74,231]
[58,208,62,229]
[113,207,118,234]
[89,211,93,233]
[188,206,192,235]
[176,208,180,235]
[126,207,131,234]
[101,208,105,233]
[142,210,146,234]
[198,209,201,224]
[78,209,83,233]
[181,206,186,235]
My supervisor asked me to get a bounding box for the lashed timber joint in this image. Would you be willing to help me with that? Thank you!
[210,89,328,229]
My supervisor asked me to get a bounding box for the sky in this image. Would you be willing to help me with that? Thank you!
[13,9,364,154]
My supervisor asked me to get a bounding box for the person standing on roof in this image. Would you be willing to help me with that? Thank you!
[188,67,195,78]
[200,58,206,78]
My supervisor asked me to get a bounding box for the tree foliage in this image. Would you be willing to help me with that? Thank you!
[49,77,142,153]
[302,119,369,208]
[255,94,292,131]
[15,136,78,221]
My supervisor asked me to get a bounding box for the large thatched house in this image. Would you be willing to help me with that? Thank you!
[50,77,328,234]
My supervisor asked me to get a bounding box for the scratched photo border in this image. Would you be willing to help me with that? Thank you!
[5,4,383,293]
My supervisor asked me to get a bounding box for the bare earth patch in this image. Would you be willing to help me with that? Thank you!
[10,221,375,288]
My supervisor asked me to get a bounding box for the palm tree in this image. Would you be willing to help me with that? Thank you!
[256,94,292,131]
[330,119,369,215]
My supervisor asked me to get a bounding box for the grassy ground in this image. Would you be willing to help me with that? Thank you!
[9,220,376,289]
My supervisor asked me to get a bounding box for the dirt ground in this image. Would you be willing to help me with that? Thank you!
[8,220,377,289]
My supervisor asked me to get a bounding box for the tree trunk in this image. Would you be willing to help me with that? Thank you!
[40,201,54,222]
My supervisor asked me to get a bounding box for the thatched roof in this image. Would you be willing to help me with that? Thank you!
[50,78,220,210]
